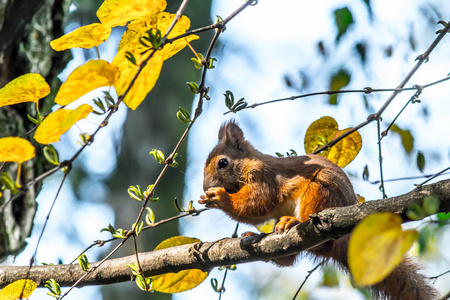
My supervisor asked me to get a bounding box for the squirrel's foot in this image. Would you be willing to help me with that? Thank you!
[275,216,301,232]
[272,216,300,267]
[241,231,257,237]
[199,187,230,208]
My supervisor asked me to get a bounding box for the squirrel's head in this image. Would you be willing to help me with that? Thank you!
[203,120,255,193]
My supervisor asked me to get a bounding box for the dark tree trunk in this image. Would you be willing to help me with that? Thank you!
[0,0,71,261]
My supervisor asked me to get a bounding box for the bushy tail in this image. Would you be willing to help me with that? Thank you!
[310,237,438,299]
[371,256,438,300]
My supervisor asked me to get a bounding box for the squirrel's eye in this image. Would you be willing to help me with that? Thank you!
[218,158,228,169]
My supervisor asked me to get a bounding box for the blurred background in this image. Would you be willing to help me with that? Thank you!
[2,0,450,299]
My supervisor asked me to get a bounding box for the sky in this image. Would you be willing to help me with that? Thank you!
[2,0,450,299]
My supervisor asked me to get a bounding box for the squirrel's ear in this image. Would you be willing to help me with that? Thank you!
[218,121,245,149]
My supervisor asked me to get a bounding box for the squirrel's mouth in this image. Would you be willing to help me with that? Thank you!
[224,183,240,194]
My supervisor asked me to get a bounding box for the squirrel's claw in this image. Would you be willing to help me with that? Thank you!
[275,216,301,232]
[198,187,230,208]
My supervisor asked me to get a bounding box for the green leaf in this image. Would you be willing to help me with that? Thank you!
[406,203,425,221]
[355,42,367,65]
[416,151,425,172]
[211,278,219,292]
[231,98,247,113]
[417,225,435,255]
[112,228,126,239]
[149,149,165,164]
[101,223,116,234]
[0,172,19,195]
[207,57,217,69]
[329,69,351,105]
[390,125,414,154]
[361,0,373,20]
[423,196,439,216]
[27,110,42,125]
[45,279,61,298]
[362,165,369,181]
[177,106,191,123]
[186,82,199,94]
[43,145,59,165]
[77,253,89,272]
[437,212,450,226]
[128,185,144,201]
[145,207,155,225]
[174,197,184,212]
[190,53,204,69]
[333,7,354,42]
[224,90,234,109]
[135,274,152,291]
[133,221,144,235]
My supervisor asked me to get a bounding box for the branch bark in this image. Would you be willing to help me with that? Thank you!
[1,178,450,288]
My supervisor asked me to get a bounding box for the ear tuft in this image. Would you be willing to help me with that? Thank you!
[218,120,245,151]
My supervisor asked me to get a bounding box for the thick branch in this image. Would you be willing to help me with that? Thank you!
[1,179,450,288]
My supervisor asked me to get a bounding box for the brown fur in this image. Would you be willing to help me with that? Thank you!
[200,121,438,299]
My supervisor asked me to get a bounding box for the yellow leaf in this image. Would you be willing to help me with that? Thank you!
[304,116,362,167]
[256,219,276,233]
[50,23,111,51]
[348,212,418,286]
[0,279,37,299]
[55,60,120,105]
[97,0,167,27]
[150,236,208,293]
[0,73,50,108]
[34,104,93,144]
[113,13,198,110]
[304,116,338,157]
[113,52,164,110]
[327,127,362,167]
[0,137,35,163]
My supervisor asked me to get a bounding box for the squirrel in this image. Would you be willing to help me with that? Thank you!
[199,120,437,300]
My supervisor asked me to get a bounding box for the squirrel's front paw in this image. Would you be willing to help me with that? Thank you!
[199,187,230,208]
[275,216,301,232]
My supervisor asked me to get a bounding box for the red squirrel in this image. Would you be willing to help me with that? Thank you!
[199,120,437,299]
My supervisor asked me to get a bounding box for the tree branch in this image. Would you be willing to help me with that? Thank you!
[1,178,450,288]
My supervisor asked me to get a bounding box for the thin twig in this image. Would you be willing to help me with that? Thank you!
[417,166,450,187]
[429,269,450,283]
[376,119,387,198]
[379,86,422,142]
[19,172,68,299]
[292,263,322,300]
[225,76,450,115]
[366,171,450,185]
